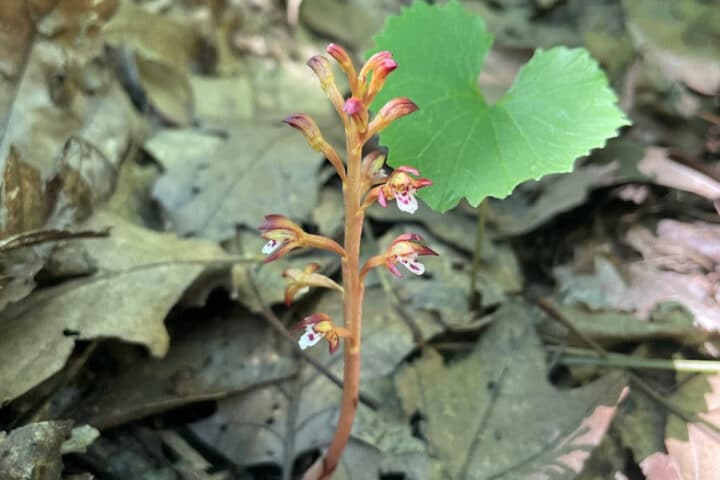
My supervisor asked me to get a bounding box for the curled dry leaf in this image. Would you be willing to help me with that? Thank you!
[104,0,201,125]
[0,210,230,404]
[0,0,135,309]
[394,301,626,479]
[555,219,720,336]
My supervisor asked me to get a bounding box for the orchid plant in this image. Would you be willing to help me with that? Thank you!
[258,44,436,478]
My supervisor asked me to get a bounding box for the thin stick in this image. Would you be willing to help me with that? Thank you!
[557,354,720,373]
[537,298,720,437]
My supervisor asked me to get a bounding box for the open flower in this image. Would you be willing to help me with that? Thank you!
[295,313,350,354]
[384,233,438,276]
[377,166,432,214]
[258,215,346,263]
[361,233,438,278]
[283,263,344,305]
[259,214,305,262]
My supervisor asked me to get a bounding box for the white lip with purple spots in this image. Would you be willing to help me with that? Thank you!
[394,187,418,214]
[298,325,323,350]
[262,239,283,256]
[399,253,425,275]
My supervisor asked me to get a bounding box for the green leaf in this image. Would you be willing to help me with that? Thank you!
[370,1,629,212]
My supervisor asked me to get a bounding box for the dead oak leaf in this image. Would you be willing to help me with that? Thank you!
[642,373,720,480]
[67,309,296,430]
[148,121,324,241]
[0,210,230,404]
[394,301,626,479]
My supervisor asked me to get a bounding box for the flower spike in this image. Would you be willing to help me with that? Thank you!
[283,263,344,305]
[361,233,438,279]
[295,313,350,354]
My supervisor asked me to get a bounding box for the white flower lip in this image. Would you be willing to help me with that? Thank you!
[298,325,323,349]
[262,239,282,256]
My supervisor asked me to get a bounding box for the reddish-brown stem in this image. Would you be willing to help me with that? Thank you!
[315,119,366,479]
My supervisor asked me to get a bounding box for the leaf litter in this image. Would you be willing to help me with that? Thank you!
[1,0,720,478]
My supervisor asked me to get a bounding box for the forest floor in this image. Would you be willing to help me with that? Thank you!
[0,0,719,479]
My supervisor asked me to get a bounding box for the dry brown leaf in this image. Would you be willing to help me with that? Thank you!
[148,122,325,240]
[67,308,296,429]
[189,367,427,479]
[642,373,720,480]
[0,210,230,404]
[555,219,720,335]
[0,1,131,180]
[394,301,626,479]
[623,0,720,96]
[103,0,200,125]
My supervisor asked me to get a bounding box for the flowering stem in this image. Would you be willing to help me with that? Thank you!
[319,129,365,478]
[274,45,434,478]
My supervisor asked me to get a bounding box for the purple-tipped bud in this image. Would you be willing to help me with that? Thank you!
[327,43,360,96]
[364,58,398,103]
[283,114,322,147]
[343,97,363,116]
[359,51,393,81]
[368,97,418,135]
[307,55,334,84]
[377,97,418,120]
[327,44,353,70]
[376,59,398,77]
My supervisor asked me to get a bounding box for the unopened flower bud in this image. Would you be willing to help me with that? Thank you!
[307,55,334,87]
[364,58,398,104]
[283,114,322,148]
[343,97,363,116]
[361,150,388,184]
[368,97,418,136]
[307,54,347,120]
[359,51,393,83]
[327,43,359,95]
